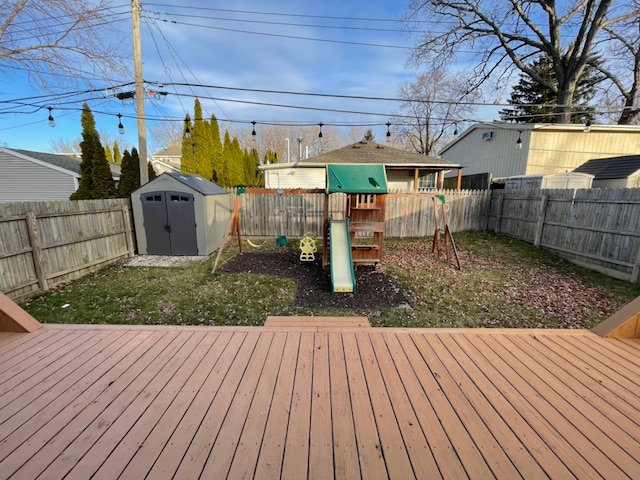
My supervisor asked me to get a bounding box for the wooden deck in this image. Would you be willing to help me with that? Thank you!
[0,324,639,479]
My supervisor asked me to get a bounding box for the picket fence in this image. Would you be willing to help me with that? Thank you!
[0,199,134,301]
[487,188,640,283]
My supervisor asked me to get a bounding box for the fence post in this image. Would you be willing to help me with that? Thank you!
[483,190,492,231]
[632,244,640,284]
[494,193,504,234]
[121,202,135,257]
[25,212,48,292]
[533,194,548,247]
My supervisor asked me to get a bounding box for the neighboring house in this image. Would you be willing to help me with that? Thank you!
[260,138,462,191]
[151,143,182,175]
[573,154,640,188]
[440,123,640,187]
[0,147,120,202]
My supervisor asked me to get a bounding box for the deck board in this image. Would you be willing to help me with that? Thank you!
[0,325,639,479]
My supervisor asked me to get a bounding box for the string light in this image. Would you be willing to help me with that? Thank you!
[117,113,125,134]
[318,122,323,138]
[47,107,55,127]
[453,123,458,136]
[516,130,522,149]
[386,121,391,142]
[584,117,592,132]
[184,115,191,139]
[251,120,256,137]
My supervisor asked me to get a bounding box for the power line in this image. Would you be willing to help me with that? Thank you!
[144,9,419,34]
[144,16,412,50]
[142,4,406,24]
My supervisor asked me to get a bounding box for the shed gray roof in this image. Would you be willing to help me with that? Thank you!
[9,148,121,178]
[573,155,640,180]
[299,139,458,167]
[166,172,228,195]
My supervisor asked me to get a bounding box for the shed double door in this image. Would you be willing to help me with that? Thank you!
[141,191,198,255]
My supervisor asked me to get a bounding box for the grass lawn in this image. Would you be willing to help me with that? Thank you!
[21,232,640,328]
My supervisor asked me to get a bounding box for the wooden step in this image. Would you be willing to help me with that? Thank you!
[0,291,42,332]
[265,316,370,328]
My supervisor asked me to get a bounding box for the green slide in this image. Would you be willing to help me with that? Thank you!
[329,218,356,294]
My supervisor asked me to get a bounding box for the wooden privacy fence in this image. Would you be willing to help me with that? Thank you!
[234,189,491,238]
[487,188,640,283]
[0,199,134,301]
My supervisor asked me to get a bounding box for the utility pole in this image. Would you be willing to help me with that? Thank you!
[132,0,149,185]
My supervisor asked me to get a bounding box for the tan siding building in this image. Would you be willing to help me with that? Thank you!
[440,123,640,180]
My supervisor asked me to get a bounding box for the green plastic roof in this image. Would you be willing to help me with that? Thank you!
[326,164,388,194]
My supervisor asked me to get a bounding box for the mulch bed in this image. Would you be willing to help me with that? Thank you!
[218,250,411,310]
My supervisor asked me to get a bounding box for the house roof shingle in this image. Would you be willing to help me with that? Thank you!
[11,148,82,175]
[574,155,640,180]
[9,148,121,178]
[299,140,458,167]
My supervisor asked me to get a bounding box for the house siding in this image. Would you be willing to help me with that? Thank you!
[0,152,78,202]
[444,127,529,178]
[386,170,414,190]
[264,167,325,189]
[527,129,640,175]
[442,124,640,179]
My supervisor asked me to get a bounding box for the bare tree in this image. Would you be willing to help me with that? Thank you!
[597,4,640,124]
[252,124,348,164]
[148,120,183,153]
[403,0,640,124]
[392,69,477,155]
[0,0,129,89]
[50,137,80,154]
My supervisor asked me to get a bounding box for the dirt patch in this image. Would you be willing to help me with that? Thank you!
[218,251,412,310]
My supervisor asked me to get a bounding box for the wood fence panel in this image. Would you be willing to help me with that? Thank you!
[489,188,640,283]
[236,189,490,239]
[0,199,134,301]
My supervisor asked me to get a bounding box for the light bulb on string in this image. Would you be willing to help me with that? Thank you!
[117,114,125,135]
[47,107,55,128]
[184,116,191,139]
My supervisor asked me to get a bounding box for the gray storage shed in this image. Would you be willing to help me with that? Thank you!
[131,173,231,256]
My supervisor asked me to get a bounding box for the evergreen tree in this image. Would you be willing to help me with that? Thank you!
[227,136,245,187]
[192,99,214,179]
[70,103,115,200]
[118,148,141,197]
[104,144,113,163]
[364,129,376,142]
[500,55,603,123]
[148,162,157,181]
[264,150,278,165]
[209,114,224,183]
[181,114,197,174]
[112,141,122,164]
[245,147,261,187]
[220,131,233,187]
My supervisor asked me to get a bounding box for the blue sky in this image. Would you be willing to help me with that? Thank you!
[0,1,496,154]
